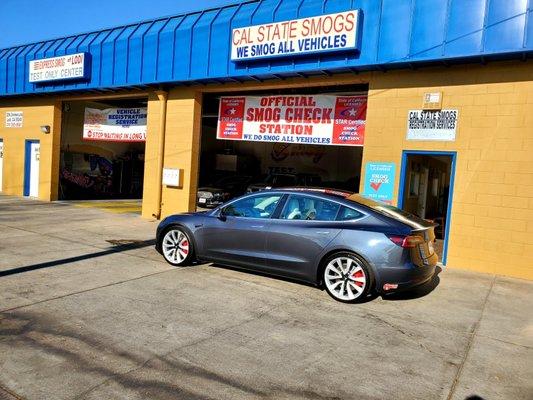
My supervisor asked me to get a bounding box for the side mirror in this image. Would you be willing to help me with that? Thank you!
[217,209,227,221]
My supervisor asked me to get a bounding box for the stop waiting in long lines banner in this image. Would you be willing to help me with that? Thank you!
[216,94,367,146]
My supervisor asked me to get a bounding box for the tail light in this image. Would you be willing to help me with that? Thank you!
[387,234,424,248]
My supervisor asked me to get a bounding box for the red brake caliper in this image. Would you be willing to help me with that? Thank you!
[181,240,189,254]
[351,270,364,287]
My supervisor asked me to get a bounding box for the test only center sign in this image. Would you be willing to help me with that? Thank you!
[363,162,396,204]
[29,53,91,84]
[231,10,360,61]
[83,108,147,142]
[217,95,367,146]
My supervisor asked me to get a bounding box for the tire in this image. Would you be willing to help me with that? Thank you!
[160,226,194,266]
[322,252,373,303]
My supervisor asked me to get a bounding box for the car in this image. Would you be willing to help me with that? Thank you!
[156,188,438,303]
[246,173,321,193]
[197,175,252,208]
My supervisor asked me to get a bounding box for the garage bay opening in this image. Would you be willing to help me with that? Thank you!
[399,152,455,263]
[197,86,368,209]
[58,98,147,207]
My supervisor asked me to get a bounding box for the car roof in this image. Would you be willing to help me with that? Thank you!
[267,187,355,199]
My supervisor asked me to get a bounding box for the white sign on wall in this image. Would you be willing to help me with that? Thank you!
[83,107,147,142]
[5,111,23,128]
[29,53,89,83]
[231,10,360,61]
[406,110,458,141]
[162,168,181,187]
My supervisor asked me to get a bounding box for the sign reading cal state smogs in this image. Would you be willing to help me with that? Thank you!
[29,53,90,83]
[231,10,360,61]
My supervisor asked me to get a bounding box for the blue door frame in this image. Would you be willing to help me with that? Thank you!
[397,150,457,265]
[23,140,39,196]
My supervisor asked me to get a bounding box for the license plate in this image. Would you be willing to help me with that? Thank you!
[199,198,206,204]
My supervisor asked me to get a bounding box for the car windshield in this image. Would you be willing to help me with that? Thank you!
[347,194,435,229]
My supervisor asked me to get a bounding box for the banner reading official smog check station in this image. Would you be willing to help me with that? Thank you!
[217,95,366,146]
[83,108,147,142]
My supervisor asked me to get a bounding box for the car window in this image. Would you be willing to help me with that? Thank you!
[222,194,282,219]
[279,195,340,221]
[337,206,364,221]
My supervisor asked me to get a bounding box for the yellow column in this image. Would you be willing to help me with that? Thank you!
[160,88,202,218]
[141,88,201,219]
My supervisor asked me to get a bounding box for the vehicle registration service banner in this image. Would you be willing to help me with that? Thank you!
[231,10,360,61]
[83,108,147,142]
[217,95,367,146]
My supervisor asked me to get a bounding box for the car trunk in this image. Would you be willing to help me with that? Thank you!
[348,194,439,267]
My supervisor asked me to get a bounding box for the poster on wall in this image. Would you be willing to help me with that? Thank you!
[5,111,23,128]
[83,107,147,142]
[406,109,458,141]
[217,95,367,146]
[363,162,395,203]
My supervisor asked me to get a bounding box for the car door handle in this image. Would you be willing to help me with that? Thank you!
[251,225,264,228]
[316,231,330,235]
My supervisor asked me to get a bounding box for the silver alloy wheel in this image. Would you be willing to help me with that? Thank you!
[324,256,367,301]
[162,229,190,265]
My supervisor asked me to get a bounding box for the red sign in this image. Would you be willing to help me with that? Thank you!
[216,94,366,147]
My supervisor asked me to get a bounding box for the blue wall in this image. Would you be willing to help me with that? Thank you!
[0,0,531,96]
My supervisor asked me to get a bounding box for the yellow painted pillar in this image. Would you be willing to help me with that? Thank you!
[141,88,201,219]
[160,88,202,218]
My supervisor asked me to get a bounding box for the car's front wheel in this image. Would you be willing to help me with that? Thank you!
[161,226,194,266]
[323,252,372,303]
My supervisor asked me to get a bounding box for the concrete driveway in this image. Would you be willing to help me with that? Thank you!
[0,195,531,400]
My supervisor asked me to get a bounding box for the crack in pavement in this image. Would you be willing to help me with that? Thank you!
[445,275,496,400]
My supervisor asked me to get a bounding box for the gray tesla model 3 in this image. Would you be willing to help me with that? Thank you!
[156,188,438,303]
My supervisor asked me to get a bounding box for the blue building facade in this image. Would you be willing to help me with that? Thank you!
[0,0,531,96]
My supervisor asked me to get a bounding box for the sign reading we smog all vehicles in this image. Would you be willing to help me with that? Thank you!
[217,95,367,146]
[407,109,458,141]
[83,108,147,142]
[29,53,90,83]
[231,10,360,61]
[363,162,396,203]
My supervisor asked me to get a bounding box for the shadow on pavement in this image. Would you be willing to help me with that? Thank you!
[0,239,155,278]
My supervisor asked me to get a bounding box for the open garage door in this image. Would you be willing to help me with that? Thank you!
[59,98,147,201]
[197,86,367,209]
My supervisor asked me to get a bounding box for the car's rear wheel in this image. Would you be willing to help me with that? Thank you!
[161,226,194,266]
[323,252,372,303]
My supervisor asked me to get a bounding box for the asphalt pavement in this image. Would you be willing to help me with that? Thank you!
[0,195,531,400]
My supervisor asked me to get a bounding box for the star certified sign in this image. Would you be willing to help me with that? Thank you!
[231,10,361,61]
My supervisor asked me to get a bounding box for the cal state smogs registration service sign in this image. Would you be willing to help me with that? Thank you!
[231,10,361,61]
[217,95,367,146]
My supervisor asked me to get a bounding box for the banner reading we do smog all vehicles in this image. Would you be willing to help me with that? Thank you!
[83,108,147,142]
[217,95,367,146]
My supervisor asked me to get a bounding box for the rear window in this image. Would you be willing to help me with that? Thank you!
[346,194,434,229]
[336,206,364,221]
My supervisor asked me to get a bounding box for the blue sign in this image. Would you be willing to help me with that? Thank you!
[363,162,395,203]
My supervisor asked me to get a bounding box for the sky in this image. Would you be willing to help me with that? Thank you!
[0,0,242,49]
